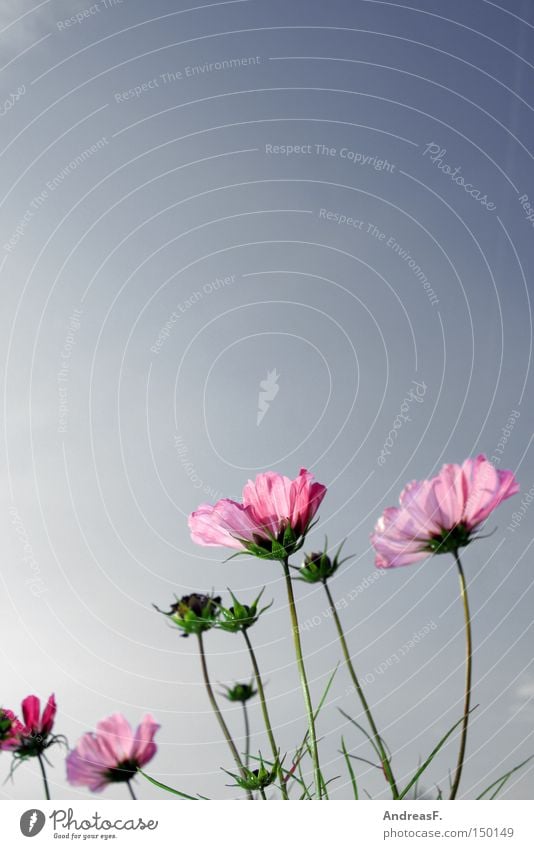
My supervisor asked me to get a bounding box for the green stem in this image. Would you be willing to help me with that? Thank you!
[259,786,267,800]
[323,580,399,799]
[37,752,51,801]
[197,632,252,800]
[242,629,289,799]
[127,780,137,800]
[242,701,250,769]
[282,558,322,799]
[449,550,472,800]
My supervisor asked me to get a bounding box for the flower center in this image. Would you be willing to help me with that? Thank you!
[105,759,139,783]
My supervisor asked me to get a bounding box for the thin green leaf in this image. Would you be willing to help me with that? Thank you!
[297,758,312,799]
[320,771,330,800]
[309,745,334,800]
[338,708,382,760]
[298,782,314,800]
[341,737,358,800]
[305,516,320,535]
[476,756,533,800]
[381,736,393,762]
[399,713,471,800]
[288,664,340,783]
[489,776,509,800]
[346,752,383,771]
[413,756,422,800]
[139,769,203,800]
[303,740,328,800]
[223,549,250,564]
[314,663,340,719]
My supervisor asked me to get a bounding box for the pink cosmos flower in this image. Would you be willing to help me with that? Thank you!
[21,694,57,738]
[371,455,519,568]
[4,694,59,761]
[0,709,24,751]
[188,468,327,558]
[66,713,160,792]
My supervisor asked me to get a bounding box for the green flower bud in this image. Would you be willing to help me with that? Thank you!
[298,539,351,583]
[221,682,257,703]
[225,755,278,791]
[154,593,221,637]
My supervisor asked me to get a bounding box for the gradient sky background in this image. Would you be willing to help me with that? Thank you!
[1,0,533,801]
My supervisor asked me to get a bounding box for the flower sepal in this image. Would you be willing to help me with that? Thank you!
[232,518,319,562]
[12,732,67,762]
[217,588,272,633]
[425,523,472,555]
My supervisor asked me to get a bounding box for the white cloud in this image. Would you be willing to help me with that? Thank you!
[516,680,534,700]
[509,676,534,721]
[0,0,51,43]
[0,0,90,50]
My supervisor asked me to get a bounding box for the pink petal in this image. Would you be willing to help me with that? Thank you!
[131,714,159,766]
[66,745,108,791]
[95,714,135,763]
[243,468,326,537]
[375,547,428,568]
[76,732,112,766]
[188,500,256,549]
[432,464,466,528]
[462,456,519,528]
[371,504,430,568]
[399,480,442,535]
[21,695,40,732]
[40,694,57,735]
[243,472,291,535]
[289,469,327,532]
